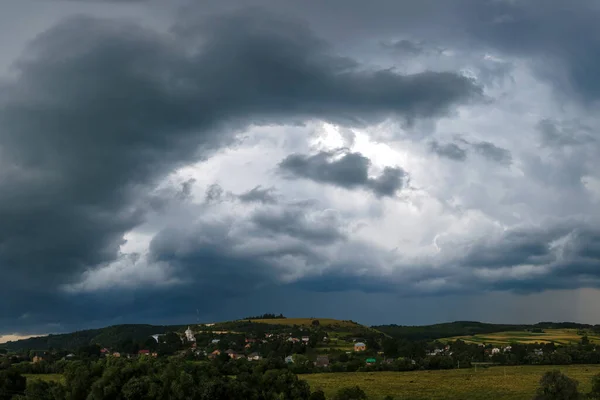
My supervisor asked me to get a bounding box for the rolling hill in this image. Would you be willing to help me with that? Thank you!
[0,324,184,351]
[372,321,600,341]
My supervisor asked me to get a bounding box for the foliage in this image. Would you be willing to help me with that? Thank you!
[1,325,184,352]
[244,313,286,320]
[0,369,26,400]
[533,370,579,400]
[309,389,327,400]
[333,385,368,400]
[590,374,600,399]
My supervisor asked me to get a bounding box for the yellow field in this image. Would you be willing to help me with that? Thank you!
[248,318,362,328]
[440,329,600,346]
[303,365,600,400]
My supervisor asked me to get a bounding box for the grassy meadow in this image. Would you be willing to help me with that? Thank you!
[248,318,361,328]
[24,373,65,385]
[303,365,600,400]
[440,328,600,346]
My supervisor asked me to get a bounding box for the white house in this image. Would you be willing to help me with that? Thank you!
[185,327,196,342]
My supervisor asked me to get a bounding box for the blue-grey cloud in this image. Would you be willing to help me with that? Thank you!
[237,186,279,204]
[279,150,407,197]
[429,140,468,161]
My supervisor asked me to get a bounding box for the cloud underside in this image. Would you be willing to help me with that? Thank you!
[1,0,600,333]
[279,151,406,197]
[0,8,481,330]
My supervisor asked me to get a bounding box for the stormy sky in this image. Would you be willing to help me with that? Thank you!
[1,0,600,337]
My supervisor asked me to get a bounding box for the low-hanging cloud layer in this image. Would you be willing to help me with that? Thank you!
[1,0,600,335]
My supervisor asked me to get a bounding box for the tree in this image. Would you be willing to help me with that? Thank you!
[312,320,320,327]
[0,369,26,400]
[534,370,579,400]
[589,374,600,399]
[581,336,590,346]
[309,390,327,400]
[333,386,368,400]
[23,379,66,400]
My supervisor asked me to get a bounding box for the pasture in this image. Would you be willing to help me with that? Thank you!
[440,328,600,346]
[248,318,361,328]
[303,365,600,400]
[24,373,65,385]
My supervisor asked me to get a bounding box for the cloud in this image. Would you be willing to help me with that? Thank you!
[471,141,513,165]
[0,7,478,322]
[538,119,596,147]
[279,150,406,197]
[237,186,279,204]
[383,39,426,55]
[428,139,511,165]
[2,0,600,333]
[429,140,468,161]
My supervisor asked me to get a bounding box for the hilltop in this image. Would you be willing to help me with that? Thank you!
[0,324,184,351]
[4,318,599,351]
[373,321,600,341]
[0,317,377,352]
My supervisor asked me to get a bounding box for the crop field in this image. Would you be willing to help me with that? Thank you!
[302,365,600,400]
[249,318,361,328]
[440,328,600,345]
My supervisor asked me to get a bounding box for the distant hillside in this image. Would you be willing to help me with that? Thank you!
[1,324,184,351]
[373,321,599,341]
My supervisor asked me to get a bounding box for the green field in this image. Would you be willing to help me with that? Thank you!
[440,328,600,346]
[24,374,65,385]
[303,365,600,400]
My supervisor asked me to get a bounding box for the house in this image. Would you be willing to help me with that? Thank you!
[245,338,257,344]
[111,352,121,358]
[285,355,294,364]
[366,358,377,365]
[354,342,366,352]
[301,336,310,343]
[65,353,76,359]
[265,333,274,339]
[225,349,238,359]
[491,348,501,355]
[245,343,252,349]
[32,354,49,363]
[208,349,221,360]
[287,337,300,343]
[315,355,329,367]
[100,348,110,356]
[138,350,150,356]
[503,346,512,353]
[534,349,544,356]
[211,339,220,344]
[248,352,262,361]
[185,327,196,342]
[151,352,158,357]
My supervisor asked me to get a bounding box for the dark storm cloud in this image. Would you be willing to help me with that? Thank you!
[0,6,477,322]
[198,0,600,101]
[383,39,425,55]
[237,186,279,204]
[429,139,510,164]
[279,151,406,197]
[471,141,512,165]
[251,207,346,245]
[429,140,467,161]
[538,119,596,147]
